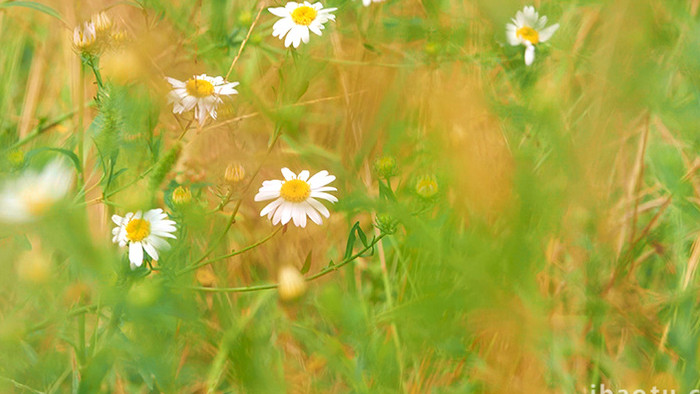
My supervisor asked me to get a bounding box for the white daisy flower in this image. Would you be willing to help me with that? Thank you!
[269,1,337,48]
[111,208,177,269]
[360,0,384,6]
[0,160,74,223]
[506,6,559,66]
[166,74,239,126]
[254,168,337,227]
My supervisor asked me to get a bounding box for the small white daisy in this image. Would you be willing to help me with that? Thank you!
[111,208,177,269]
[254,168,337,227]
[166,74,239,126]
[360,0,384,6]
[0,160,74,223]
[269,1,337,48]
[506,6,559,66]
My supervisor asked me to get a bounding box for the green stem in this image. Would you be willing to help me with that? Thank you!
[27,304,98,333]
[184,233,387,293]
[176,226,282,276]
[7,107,87,151]
[195,130,282,262]
[87,57,104,90]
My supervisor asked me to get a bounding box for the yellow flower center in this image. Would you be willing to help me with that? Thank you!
[126,218,151,242]
[25,195,52,216]
[280,179,311,203]
[516,26,539,45]
[20,187,53,216]
[291,6,317,26]
[185,78,215,98]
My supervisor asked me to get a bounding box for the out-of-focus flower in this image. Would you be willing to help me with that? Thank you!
[373,156,398,179]
[278,265,307,301]
[111,209,177,269]
[254,168,337,227]
[415,175,438,199]
[7,150,24,168]
[359,0,384,6]
[16,248,51,284]
[0,160,74,223]
[196,267,217,287]
[110,29,128,46]
[268,1,337,48]
[224,163,246,183]
[506,6,559,66]
[171,186,192,206]
[91,12,113,37]
[166,74,239,126]
[73,21,97,53]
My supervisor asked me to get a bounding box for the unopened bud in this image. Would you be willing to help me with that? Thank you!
[196,268,217,287]
[127,281,160,308]
[415,175,438,199]
[91,12,113,36]
[7,150,24,168]
[224,163,245,183]
[111,30,129,47]
[73,22,97,53]
[16,249,51,284]
[238,10,253,25]
[373,156,398,179]
[171,185,192,205]
[278,266,307,301]
[375,215,398,234]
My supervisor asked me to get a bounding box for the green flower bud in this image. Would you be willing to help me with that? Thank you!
[415,175,438,199]
[373,156,398,179]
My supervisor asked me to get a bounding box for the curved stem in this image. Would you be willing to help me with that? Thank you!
[185,233,387,293]
[27,304,98,333]
[195,130,282,262]
[176,226,282,276]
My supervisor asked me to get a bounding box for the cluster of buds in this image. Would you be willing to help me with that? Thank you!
[72,12,127,56]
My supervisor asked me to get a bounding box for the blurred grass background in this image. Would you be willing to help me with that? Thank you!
[1,0,700,392]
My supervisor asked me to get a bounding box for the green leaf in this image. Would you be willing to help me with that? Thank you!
[301,250,312,274]
[356,226,368,248]
[25,147,81,174]
[0,1,65,22]
[343,222,359,260]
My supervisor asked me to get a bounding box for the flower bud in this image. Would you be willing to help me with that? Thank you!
[16,249,51,284]
[127,281,161,308]
[375,215,398,234]
[373,156,398,179]
[278,266,307,301]
[91,12,113,37]
[224,163,245,183]
[171,185,192,205]
[7,149,24,168]
[196,267,217,287]
[415,175,438,199]
[238,10,253,25]
[73,22,97,53]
